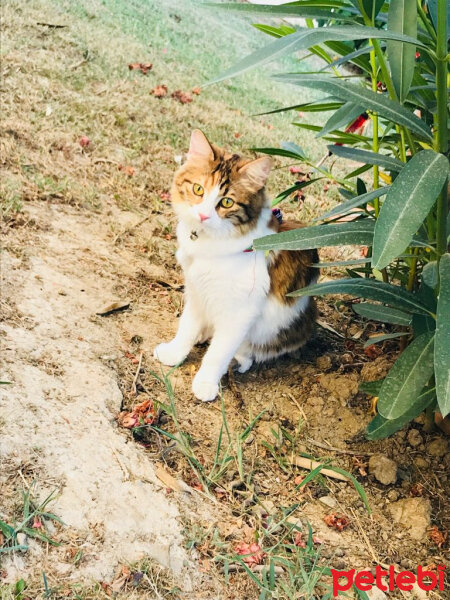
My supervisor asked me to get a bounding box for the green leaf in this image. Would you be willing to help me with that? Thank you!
[272,178,322,207]
[318,102,366,138]
[378,332,435,419]
[312,258,372,268]
[363,332,406,347]
[422,261,438,289]
[251,145,306,160]
[387,0,417,102]
[360,0,386,21]
[257,100,344,116]
[359,379,384,395]
[254,220,375,251]
[287,279,433,315]
[372,151,449,269]
[274,75,432,141]
[252,23,296,39]
[328,145,405,171]
[210,1,352,18]
[435,253,450,417]
[353,302,412,325]
[412,313,436,337]
[207,25,425,85]
[317,187,389,221]
[321,44,375,71]
[366,386,436,439]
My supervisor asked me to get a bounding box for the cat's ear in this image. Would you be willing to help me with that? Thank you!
[239,156,272,189]
[187,129,214,161]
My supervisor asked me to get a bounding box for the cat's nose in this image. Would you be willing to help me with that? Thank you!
[199,213,210,222]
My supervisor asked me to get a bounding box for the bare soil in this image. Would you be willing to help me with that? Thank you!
[1,196,449,598]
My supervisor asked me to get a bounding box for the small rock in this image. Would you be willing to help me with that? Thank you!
[387,489,399,502]
[367,587,387,600]
[414,457,429,468]
[318,495,337,509]
[335,548,345,557]
[426,437,448,457]
[16,532,27,549]
[387,497,431,540]
[443,453,450,470]
[407,428,422,448]
[369,454,398,485]
[315,355,331,371]
[333,559,346,570]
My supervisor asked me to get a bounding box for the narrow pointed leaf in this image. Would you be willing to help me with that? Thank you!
[372,150,449,269]
[353,302,412,325]
[387,0,417,102]
[366,386,436,439]
[207,26,425,85]
[320,45,375,71]
[360,0,386,21]
[254,220,375,251]
[287,279,432,315]
[328,145,404,171]
[274,75,432,141]
[317,187,389,221]
[208,2,354,21]
[363,332,406,347]
[318,102,365,138]
[435,254,450,417]
[378,332,435,419]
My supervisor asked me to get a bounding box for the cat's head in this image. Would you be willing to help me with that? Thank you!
[171,130,271,236]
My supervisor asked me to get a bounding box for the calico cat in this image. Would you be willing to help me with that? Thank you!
[154,130,318,402]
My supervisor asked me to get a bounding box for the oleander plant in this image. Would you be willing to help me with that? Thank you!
[209,0,449,437]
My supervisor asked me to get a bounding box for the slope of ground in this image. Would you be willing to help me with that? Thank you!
[1,1,448,599]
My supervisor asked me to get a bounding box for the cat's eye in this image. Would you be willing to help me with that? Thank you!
[193,183,204,196]
[219,197,234,209]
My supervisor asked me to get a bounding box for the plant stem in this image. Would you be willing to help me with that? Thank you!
[417,0,437,43]
[435,0,449,273]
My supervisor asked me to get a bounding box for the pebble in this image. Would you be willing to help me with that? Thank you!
[16,532,27,550]
[315,355,331,370]
[318,495,337,509]
[414,456,429,468]
[388,497,431,540]
[387,489,399,502]
[407,428,422,447]
[426,437,448,457]
[335,548,345,557]
[369,454,398,485]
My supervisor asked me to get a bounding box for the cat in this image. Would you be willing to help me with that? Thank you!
[154,130,318,402]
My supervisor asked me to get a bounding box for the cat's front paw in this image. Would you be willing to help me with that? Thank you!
[192,373,219,402]
[153,342,186,366]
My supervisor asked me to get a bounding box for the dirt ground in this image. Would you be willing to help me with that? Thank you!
[1,1,449,599]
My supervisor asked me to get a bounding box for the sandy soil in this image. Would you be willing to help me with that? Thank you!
[1,196,448,598]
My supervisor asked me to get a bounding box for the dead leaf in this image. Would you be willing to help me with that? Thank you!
[364,344,382,359]
[323,513,350,531]
[151,84,168,98]
[118,165,135,177]
[428,526,447,548]
[79,135,91,148]
[128,62,153,74]
[234,541,266,567]
[192,86,201,95]
[155,464,191,493]
[171,89,192,104]
[234,132,241,139]
[96,300,130,316]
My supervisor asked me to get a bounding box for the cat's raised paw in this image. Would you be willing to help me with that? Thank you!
[153,342,186,366]
[192,375,219,402]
